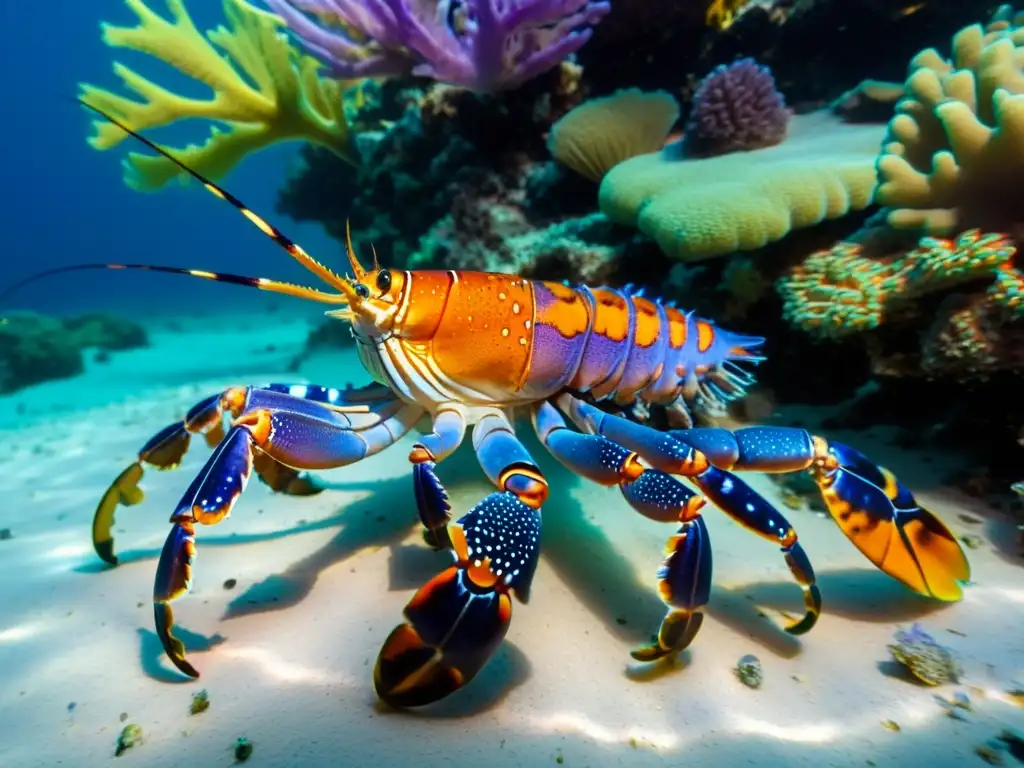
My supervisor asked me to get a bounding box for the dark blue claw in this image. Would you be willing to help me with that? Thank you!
[633,515,712,661]
[375,491,540,708]
[413,460,452,549]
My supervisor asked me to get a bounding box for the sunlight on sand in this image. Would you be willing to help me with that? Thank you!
[220,646,348,686]
[528,711,681,749]
[0,621,45,644]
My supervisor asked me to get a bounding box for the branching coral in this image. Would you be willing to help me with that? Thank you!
[778,229,1020,340]
[266,0,610,92]
[683,58,789,158]
[875,5,1024,234]
[80,0,359,191]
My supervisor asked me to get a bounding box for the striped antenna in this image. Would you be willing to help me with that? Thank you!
[0,99,362,307]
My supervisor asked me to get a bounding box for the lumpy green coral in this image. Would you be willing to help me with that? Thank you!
[875,5,1024,234]
[599,111,885,261]
[80,0,360,191]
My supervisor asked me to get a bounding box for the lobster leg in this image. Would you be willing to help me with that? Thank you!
[93,382,393,565]
[409,408,467,549]
[563,395,969,602]
[375,410,543,708]
[154,388,424,678]
[534,401,713,659]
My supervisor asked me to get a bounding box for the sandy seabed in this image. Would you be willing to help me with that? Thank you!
[0,313,1022,767]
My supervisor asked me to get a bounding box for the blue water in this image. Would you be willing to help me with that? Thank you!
[2,0,340,318]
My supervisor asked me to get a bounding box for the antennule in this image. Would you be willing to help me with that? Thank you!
[74,97,357,301]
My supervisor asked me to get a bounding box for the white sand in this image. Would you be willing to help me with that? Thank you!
[0,315,1022,767]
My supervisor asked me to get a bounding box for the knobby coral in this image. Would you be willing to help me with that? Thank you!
[266,0,611,93]
[683,58,789,158]
[875,5,1024,235]
[81,0,360,191]
[779,229,1021,339]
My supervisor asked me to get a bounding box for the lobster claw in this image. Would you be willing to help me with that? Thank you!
[818,441,970,601]
[375,491,541,708]
[374,566,512,709]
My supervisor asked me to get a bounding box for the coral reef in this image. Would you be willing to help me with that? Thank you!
[0,312,147,394]
[266,0,610,92]
[277,62,595,271]
[0,314,84,395]
[682,58,789,157]
[547,89,680,181]
[599,109,884,261]
[64,314,150,351]
[779,229,1020,341]
[876,6,1024,236]
[81,0,359,191]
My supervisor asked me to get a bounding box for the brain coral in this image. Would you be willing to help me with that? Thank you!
[683,58,789,158]
[875,7,1024,234]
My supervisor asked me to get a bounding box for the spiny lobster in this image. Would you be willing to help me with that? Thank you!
[4,102,971,709]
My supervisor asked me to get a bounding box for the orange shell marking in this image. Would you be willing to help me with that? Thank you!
[430,273,535,395]
[696,320,715,353]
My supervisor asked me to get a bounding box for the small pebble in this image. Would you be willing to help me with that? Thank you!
[881,720,901,732]
[736,654,763,689]
[115,724,143,757]
[223,578,238,590]
[0,528,12,540]
[235,737,253,763]
[190,690,210,715]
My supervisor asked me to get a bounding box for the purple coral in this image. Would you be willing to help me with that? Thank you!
[683,58,789,158]
[265,0,611,93]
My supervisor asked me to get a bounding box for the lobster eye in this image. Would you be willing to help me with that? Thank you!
[376,269,392,293]
[354,283,370,299]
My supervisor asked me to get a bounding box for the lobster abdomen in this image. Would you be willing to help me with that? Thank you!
[524,281,763,419]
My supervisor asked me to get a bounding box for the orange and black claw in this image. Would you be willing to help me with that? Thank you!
[374,566,512,708]
[375,491,541,708]
[818,440,971,602]
[632,515,712,662]
[413,460,452,550]
[154,517,199,678]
